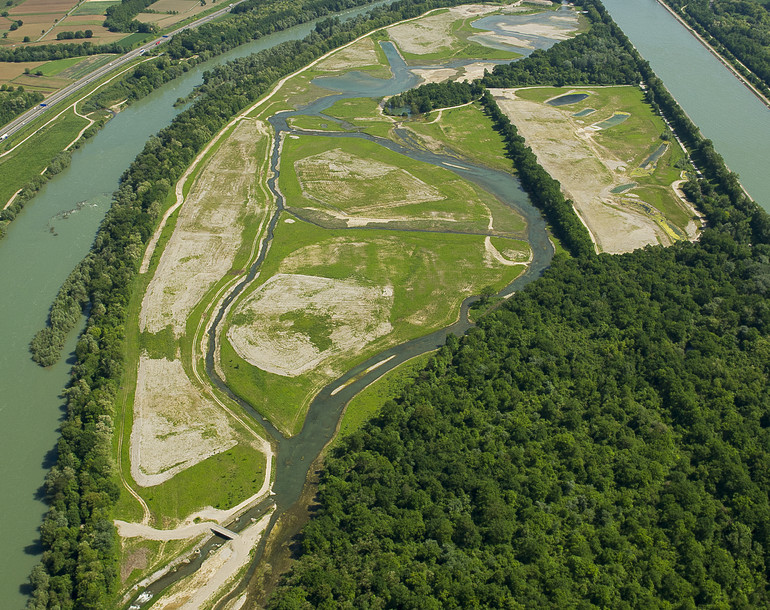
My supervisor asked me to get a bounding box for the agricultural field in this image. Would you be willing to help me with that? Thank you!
[136,0,217,31]
[492,85,701,252]
[3,0,123,46]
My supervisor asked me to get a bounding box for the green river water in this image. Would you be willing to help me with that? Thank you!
[2,0,770,606]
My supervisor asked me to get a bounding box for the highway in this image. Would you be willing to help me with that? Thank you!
[0,0,244,141]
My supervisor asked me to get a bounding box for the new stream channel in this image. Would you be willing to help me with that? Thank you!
[1,0,769,606]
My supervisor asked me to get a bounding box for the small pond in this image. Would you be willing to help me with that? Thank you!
[547,92,589,106]
[595,112,630,129]
[611,183,637,194]
[640,142,668,169]
[573,107,596,117]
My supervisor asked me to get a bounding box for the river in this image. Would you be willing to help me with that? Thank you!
[2,0,768,607]
[601,0,770,209]
[0,3,394,606]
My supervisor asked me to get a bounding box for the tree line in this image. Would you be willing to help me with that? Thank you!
[662,0,770,98]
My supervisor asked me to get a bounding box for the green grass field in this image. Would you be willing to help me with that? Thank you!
[141,444,267,522]
[117,32,152,48]
[72,1,120,15]
[404,102,513,173]
[0,109,87,206]
[36,56,85,77]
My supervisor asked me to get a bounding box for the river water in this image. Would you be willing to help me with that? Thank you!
[601,0,770,209]
[0,3,394,606]
[2,0,768,606]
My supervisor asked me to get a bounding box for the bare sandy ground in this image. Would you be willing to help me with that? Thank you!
[315,37,380,72]
[387,4,499,55]
[228,274,393,377]
[455,61,497,81]
[140,119,268,337]
[130,357,239,487]
[491,88,669,253]
[295,147,445,216]
[150,511,273,610]
[413,67,459,84]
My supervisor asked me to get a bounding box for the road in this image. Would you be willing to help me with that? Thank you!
[0,0,245,141]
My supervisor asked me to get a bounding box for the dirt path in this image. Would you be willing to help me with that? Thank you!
[150,511,274,610]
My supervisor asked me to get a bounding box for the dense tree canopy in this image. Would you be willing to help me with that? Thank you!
[266,1,770,607]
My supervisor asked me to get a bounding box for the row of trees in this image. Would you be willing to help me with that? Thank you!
[24,0,489,606]
[56,30,94,40]
[0,42,124,63]
[663,0,770,96]
[267,1,770,607]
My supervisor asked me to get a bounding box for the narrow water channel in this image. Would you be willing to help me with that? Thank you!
[0,3,392,606]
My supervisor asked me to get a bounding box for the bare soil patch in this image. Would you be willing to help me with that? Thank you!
[294,147,444,216]
[315,36,380,72]
[491,88,666,253]
[387,5,498,55]
[121,546,149,583]
[10,0,75,14]
[140,119,268,336]
[131,357,239,487]
[228,274,393,377]
[456,61,497,81]
[412,67,458,84]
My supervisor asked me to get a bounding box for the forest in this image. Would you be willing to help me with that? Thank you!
[662,0,770,98]
[0,86,43,126]
[265,0,770,607]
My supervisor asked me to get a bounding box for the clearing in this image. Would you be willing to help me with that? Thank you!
[131,356,239,487]
[491,86,700,252]
[227,273,394,377]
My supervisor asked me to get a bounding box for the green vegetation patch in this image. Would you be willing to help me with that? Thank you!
[117,32,152,48]
[336,352,434,440]
[140,444,267,523]
[36,56,87,77]
[222,216,524,435]
[404,102,513,172]
[72,1,121,15]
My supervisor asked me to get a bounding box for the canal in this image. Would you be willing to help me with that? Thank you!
[602,0,770,209]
